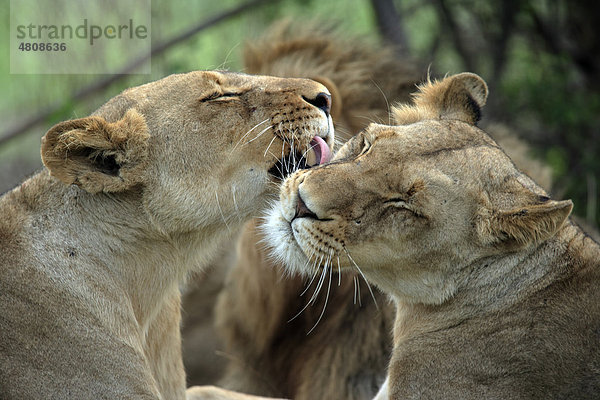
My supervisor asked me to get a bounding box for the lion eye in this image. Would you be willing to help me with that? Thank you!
[384,197,408,207]
[200,92,242,102]
[384,197,427,219]
[219,92,242,99]
[384,196,415,212]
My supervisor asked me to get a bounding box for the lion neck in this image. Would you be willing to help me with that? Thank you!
[392,222,588,344]
[21,170,236,332]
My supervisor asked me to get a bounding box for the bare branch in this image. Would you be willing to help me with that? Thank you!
[431,0,476,72]
[370,0,410,57]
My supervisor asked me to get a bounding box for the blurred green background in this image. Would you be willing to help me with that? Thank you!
[1,0,598,231]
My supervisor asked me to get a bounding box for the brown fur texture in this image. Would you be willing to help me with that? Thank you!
[0,71,333,399]
[200,24,421,399]
[484,122,553,192]
[182,250,233,385]
[243,21,420,141]
[184,24,557,400]
[266,73,600,399]
[215,222,393,399]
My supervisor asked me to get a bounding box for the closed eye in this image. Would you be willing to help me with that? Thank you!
[200,92,243,102]
[384,198,427,219]
[384,198,408,206]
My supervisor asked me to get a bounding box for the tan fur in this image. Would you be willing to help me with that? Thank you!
[41,109,150,193]
[202,25,555,400]
[207,25,421,399]
[266,73,600,399]
[215,221,393,399]
[0,71,334,399]
[485,122,553,192]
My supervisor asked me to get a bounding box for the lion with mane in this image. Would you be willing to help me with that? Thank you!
[183,22,554,400]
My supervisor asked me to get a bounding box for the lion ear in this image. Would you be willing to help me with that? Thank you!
[41,109,150,194]
[310,75,343,121]
[407,72,488,125]
[477,197,573,250]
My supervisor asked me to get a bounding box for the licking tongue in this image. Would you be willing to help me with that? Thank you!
[305,136,332,167]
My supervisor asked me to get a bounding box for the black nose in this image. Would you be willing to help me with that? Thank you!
[303,92,331,116]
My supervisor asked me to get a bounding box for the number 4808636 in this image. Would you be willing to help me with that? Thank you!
[18,43,66,51]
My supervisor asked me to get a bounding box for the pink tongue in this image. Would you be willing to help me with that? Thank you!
[309,136,331,165]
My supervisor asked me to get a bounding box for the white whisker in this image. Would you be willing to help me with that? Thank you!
[344,247,378,309]
[218,42,240,70]
[288,304,310,323]
[299,135,319,162]
[286,140,293,175]
[289,139,295,172]
[299,262,320,297]
[231,185,241,222]
[232,119,269,153]
[291,134,298,171]
[281,141,289,177]
[215,191,230,233]
[244,124,273,145]
[357,275,362,306]
[267,148,286,178]
[288,256,324,323]
[370,79,391,125]
[264,136,278,157]
[307,262,333,335]
[337,256,342,286]
[355,114,385,126]
[309,256,327,305]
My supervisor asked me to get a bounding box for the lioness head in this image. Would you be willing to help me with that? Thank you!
[265,73,572,304]
[41,71,333,234]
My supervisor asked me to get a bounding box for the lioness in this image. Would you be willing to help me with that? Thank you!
[200,24,554,400]
[265,73,600,399]
[0,71,333,399]
[208,23,417,399]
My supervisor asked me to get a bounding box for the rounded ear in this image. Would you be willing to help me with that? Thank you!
[448,72,488,114]
[41,109,149,194]
[433,72,488,124]
[310,75,343,121]
[394,72,489,126]
[477,198,573,250]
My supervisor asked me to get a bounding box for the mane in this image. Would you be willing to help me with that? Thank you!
[244,20,421,140]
